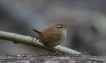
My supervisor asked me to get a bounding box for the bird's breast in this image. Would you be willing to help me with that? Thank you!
[43,35,65,48]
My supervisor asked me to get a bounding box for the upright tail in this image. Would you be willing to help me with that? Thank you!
[32,29,41,36]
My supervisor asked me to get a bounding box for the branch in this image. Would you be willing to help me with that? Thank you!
[0,31,81,54]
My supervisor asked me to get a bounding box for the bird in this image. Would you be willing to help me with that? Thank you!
[33,22,69,54]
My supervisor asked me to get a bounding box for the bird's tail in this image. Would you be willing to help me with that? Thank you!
[32,29,41,36]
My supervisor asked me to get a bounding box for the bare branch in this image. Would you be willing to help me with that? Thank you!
[0,31,81,54]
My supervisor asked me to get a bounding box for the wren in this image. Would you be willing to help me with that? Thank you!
[33,22,69,54]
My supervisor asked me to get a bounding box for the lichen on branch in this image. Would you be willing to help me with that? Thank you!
[0,31,81,54]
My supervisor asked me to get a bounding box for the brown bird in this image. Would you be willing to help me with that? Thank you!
[33,22,69,54]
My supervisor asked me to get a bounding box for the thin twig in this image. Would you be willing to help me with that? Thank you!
[0,31,81,54]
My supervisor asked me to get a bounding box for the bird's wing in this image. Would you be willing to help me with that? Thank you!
[40,32,61,43]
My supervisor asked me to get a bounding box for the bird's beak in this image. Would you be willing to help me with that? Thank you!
[68,25,72,27]
[66,24,72,27]
[67,23,73,27]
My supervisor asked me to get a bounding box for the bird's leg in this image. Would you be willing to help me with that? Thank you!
[36,37,39,41]
[42,46,48,55]
[52,48,62,55]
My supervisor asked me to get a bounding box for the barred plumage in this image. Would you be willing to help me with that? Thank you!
[33,22,69,49]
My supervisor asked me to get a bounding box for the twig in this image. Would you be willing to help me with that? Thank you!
[0,31,81,54]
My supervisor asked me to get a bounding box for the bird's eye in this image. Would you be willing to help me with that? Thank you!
[57,26,63,28]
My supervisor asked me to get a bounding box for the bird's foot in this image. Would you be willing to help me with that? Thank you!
[53,53,62,55]
[43,52,48,55]
[53,51,62,55]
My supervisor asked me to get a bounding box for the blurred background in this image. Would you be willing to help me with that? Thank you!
[0,0,106,56]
